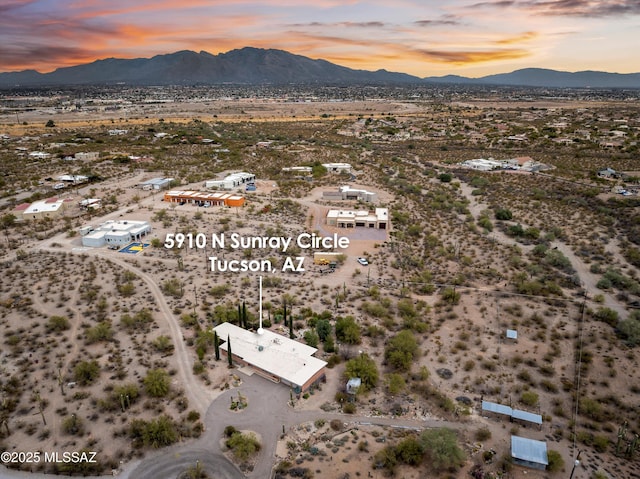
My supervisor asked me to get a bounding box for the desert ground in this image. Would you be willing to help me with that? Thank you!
[1,88,639,479]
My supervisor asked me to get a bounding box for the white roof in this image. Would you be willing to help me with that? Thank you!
[322,162,351,168]
[327,208,388,222]
[213,322,326,389]
[24,200,63,214]
[100,219,149,232]
[107,230,131,238]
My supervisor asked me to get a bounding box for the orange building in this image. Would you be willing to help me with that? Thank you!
[163,190,245,207]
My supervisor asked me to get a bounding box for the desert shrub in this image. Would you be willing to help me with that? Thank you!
[152,335,174,353]
[592,307,618,327]
[129,415,178,449]
[520,391,539,407]
[385,373,406,394]
[209,284,230,298]
[120,308,154,331]
[226,431,261,461]
[495,208,513,220]
[343,402,356,414]
[579,397,607,422]
[545,249,573,272]
[47,315,70,332]
[440,287,460,305]
[546,450,564,472]
[330,419,343,431]
[161,278,183,298]
[618,311,640,346]
[420,428,466,472]
[74,360,100,386]
[61,415,84,436]
[143,369,170,398]
[85,321,114,344]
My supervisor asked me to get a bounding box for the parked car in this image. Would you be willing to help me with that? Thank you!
[357,257,369,266]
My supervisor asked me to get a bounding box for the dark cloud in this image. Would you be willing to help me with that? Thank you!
[469,0,640,17]
[0,43,95,71]
[287,21,386,28]
[414,17,461,27]
[467,1,516,8]
[522,0,640,17]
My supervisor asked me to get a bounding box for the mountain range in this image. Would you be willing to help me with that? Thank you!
[1,47,639,89]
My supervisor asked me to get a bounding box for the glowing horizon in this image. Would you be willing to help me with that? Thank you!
[1,1,639,77]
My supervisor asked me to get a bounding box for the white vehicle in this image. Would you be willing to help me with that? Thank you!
[357,257,369,266]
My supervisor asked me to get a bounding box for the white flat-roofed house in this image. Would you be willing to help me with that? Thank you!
[323,186,377,203]
[461,158,503,171]
[326,208,388,229]
[58,174,89,184]
[205,172,255,190]
[23,198,72,220]
[213,322,327,393]
[80,220,152,247]
[322,163,352,174]
[79,198,101,209]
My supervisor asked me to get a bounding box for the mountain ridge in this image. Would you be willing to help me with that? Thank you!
[1,47,639,89]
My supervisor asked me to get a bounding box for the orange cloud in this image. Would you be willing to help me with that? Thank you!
[494,30,538,45]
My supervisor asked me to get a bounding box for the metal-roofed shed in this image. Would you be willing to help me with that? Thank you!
[512,409,543,425]
[511,435,548,470]
[482,401,512,417]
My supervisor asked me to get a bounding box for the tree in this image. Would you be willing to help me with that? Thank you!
[316,319,332,341]
[74,360,100,386]
[45,119,55,128]
[336,316,361,344]
[227,335,233,367]
[420,428,465,473]
[303,330,319,348]
[384,330,419,372]
[439,173,452,183]
[144,369,170,398]
[0,213,16,230]
[214,331,220,360]
[344,353,378,392]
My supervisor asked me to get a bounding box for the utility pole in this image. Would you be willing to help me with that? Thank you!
[569,450,582,479]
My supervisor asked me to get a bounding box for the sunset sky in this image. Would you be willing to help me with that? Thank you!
[1,0,639,77]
